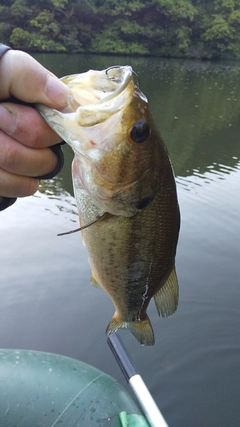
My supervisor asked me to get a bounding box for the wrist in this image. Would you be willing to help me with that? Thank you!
[0,44,11,60]
[0,196,17,211]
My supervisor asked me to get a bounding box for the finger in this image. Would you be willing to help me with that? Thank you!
[0,130,59,177]
[0,168,39,198]
[0,103,61,148]
[0,50,70,108]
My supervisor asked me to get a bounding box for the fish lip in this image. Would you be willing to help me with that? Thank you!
[64,65,134,119]
[106,65,141,88]
[101,65,133,103]
[89,65,134,106]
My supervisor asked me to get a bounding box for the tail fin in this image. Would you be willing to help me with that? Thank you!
[106,314,155,346]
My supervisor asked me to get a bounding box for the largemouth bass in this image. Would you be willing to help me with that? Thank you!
[37,66,180,346]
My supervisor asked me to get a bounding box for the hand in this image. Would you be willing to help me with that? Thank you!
[0,49,70,206]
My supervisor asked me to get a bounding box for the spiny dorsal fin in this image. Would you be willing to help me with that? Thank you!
[106,313,155,346]
[154,266,179,318]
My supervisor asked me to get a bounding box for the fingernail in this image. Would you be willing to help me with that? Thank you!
[0,105,16,134]
[46,75,70,108]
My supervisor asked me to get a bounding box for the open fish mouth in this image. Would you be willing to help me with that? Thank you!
[36,65,141,154]
[65,65,135,126]
[68,65,134,109]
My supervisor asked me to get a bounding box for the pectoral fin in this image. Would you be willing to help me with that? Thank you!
[57,212,107,237]
[106,313,155,346]
[154,266,179,318]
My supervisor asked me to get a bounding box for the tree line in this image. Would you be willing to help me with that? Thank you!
[1,0,240,59]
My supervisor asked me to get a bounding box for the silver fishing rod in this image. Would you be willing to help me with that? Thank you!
[107,333,169,427]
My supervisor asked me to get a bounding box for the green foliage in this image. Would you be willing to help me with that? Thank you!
[1,0,240,58]
[0,22,12,43]
[154,0,196,21]
[176,26,192,51]
[28,34,67,52]
[91,31,149,55]
[10,0,32,19]
[30,10,60,37]
[198,0,240,58]
[229,9,240,27]
[0,5,12,20]
[10,27,32,49]
[50,0,69,7]
[96,0,146,16]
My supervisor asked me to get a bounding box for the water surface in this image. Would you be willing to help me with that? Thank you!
[1,54,240,427]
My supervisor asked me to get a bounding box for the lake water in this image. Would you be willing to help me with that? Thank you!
[1,54,240,427]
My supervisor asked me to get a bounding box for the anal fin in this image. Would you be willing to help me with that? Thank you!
[154,266,179,318]
[106,313,155,346]
[90,272,101,288]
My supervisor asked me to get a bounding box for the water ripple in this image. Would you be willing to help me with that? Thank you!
[176,160,240,191]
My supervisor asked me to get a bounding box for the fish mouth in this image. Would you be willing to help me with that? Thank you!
[36,66,139,156]
[62,65,135,126]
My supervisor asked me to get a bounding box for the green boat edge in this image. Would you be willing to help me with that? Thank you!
[0,349,149,427]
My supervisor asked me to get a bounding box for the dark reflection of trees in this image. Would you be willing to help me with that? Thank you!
[58,145,74,196]
[38,145,74,198]
[140,58,240,177]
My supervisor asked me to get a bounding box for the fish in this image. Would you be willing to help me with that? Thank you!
[37,65,180,346]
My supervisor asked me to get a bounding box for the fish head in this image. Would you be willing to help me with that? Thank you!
[37,66,164,216]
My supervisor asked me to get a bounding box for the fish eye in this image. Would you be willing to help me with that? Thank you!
[130,120,150,144]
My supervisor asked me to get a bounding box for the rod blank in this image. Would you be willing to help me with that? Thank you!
[107,333,169,427]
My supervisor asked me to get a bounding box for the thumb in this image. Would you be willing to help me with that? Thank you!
[0,50,70,108]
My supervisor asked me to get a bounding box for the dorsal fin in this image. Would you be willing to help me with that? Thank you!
[154,266,179,318]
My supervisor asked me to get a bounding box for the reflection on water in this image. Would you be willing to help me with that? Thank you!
[177,159,240,192]
[1,55,240,427]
